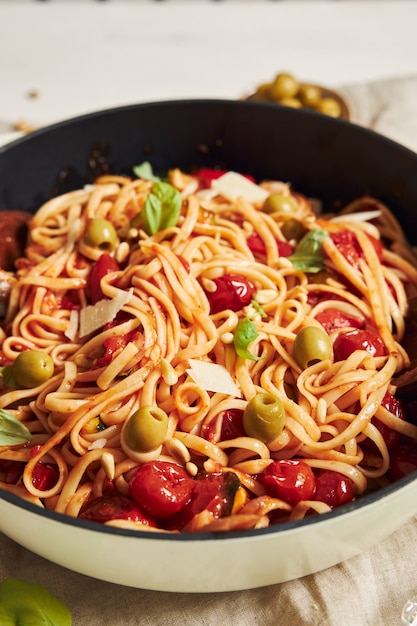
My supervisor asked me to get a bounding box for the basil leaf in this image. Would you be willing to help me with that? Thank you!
[289,228,328,273]
[132,161,161,183]
[140,182,182,235]
[233,318,261,361]
[0,409,33,446]
[0,366,16,388]
[0,578,72,626]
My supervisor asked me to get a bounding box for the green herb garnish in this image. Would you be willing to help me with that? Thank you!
[132,161,161,183]
[233,317,261,361]
[0,409,32,446]
[139,181,182,235]
[289,228,328,273]
[0,577,72,625]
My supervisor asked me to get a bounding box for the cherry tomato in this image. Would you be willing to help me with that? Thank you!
[32,461,59,490]
[220,408,245,440]
[315,308,365,334]
[194,168,255,189]
[389,443,417,481]
[246,232,293,263]
[96,335,128,368]
[205,273,256,314]
[129,461,193,519]
[372,392,406,449]
[0,459,24,484]
[89,253,120,304]
[79,494,155,525]
[262,459,316,506]
[166,471,240,530]
[312,470,354,508]
[329,230,383,269]
[333,328,387,362]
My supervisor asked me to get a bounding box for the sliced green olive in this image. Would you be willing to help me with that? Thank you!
[293,326,332,370]
[243,393,286,443]
[12,350,54,388]
[123,406,168,453]
[83,218,117,251]
[263,193,298,215]
[270,73,299,100]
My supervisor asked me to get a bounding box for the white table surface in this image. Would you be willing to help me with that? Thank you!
[1,0,417,131]
[2,2,417,625]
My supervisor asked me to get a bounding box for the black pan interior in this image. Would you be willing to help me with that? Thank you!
[1,99,417,243]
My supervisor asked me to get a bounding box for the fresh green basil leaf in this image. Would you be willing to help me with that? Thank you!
[152,181,182,231]
[0,577,72,626]
[233,318,261,361]
[132,161,161,183]
[0,409,33,446]
[289,228,328,273]
[141,193,162,235]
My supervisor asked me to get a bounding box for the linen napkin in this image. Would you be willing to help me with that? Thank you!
[2,75,417,626]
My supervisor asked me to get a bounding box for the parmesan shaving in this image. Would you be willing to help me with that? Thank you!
[211,172,269,204]
[186,359,241,396]
[64,309,79,341]
[79,288,133,338]
[330,210,382,223]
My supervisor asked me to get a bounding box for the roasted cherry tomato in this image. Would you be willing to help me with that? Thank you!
[205,273,256,314]
[371,392,406,449]
[389,443,417,481]
[89,253,120,304]
[79,494,155,525]
[129,461,193,519]
[220,408,245,440]
[329,230,383,268]
[315,308,365,334]
[0,459,24,484]
[262,459,316,506]
[247,232,294,263]
[166,472,241,531]
[333,328,387,362]
[312,470,354,508]
[32,461,59,491]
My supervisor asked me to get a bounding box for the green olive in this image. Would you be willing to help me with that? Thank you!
[279,97,303,109]
[263,193,298,215]
[124,406,168,453]
[12,350,54,388]
[281,218,307,242]
[316,97,342,118]
[243,393,286,443]
[298,83,321,107]
[270,73,299,101]
[293,326,333,370]
[83,218,117,251]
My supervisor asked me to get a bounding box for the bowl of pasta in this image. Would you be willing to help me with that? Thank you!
[1,99,417,593]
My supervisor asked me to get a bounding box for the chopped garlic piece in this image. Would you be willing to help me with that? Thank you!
[212,172,269,204]
[186,359,240,396]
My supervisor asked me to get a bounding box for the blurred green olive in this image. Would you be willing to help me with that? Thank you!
[280,97,303,109]
[12,350,54,388]
[83,218,117,251]
[123,406,169,453]
[263,193,298,215]
[281,218,307,242]
[293,326,332,370]
[270,73,299,100]
[316,97,342,118]
[243,393,286,443]
[298,83,321,107]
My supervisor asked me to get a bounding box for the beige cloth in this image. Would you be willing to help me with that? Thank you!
[2,75,417,626]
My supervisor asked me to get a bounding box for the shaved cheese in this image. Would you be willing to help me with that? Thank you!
[211,172,269,204]
[330,210,382,223]
[186,359,241,397]
[79,288,133,338]
[64,309,79,341]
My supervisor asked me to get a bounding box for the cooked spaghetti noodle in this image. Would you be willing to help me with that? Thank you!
[1,166,417,533]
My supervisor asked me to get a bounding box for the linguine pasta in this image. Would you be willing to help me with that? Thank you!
[1,166,417,533]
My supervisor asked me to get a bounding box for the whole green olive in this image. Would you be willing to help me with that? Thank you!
[293,326,333,370]
[270,73,299,100]
[12,350,55,388]
[243,393,286,443]
[281,218,307,242]
[316,97,342,118]
[124,406,169,453]
[83,218,117,251]
[263,193,298,215]
[298,83,321,107]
